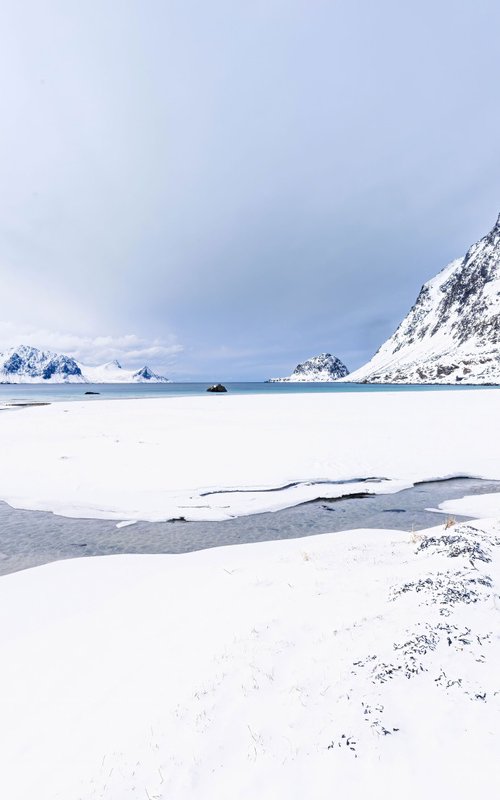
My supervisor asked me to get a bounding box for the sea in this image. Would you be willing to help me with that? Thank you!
[0,380,495,404]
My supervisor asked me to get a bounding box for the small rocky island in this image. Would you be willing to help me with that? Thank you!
[269,353,349,382]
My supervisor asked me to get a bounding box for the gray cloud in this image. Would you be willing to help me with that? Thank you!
[1,0,499,379]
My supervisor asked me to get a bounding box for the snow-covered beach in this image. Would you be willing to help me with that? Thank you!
[1,519,499,800]
[0,389,500,522]
[3,0,500,795]
[1,389,500,799]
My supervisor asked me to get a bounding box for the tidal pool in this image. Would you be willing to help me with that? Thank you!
[0,477,498,576]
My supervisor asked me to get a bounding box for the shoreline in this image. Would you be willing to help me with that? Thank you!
[0,390,499,523]
[0,390,498,797]
[0,380,498,407]
[0,476,498,578]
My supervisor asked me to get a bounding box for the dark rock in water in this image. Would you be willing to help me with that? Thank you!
[84,391,100,395]
[207,383,228,393]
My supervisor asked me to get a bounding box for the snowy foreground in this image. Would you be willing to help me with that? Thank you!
[1,520,499,799]
[0,390,500,522]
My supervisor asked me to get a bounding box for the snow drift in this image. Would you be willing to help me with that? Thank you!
[0,519,499,799]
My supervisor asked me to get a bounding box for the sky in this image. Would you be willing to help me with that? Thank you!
[1,0,499,380]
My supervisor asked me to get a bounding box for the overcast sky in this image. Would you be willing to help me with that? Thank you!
[1,0,499,379]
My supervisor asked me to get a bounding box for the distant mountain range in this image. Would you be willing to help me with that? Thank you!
[269,353,350,382]
[345,213,500,384]
[0,346,170,383]
[5,215,500,387]
[80,359,169,384]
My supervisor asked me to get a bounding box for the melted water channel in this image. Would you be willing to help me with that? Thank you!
[0,477,498,576]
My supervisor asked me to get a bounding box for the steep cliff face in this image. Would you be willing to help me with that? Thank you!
[347,214,500,384]
[269,353,349,382]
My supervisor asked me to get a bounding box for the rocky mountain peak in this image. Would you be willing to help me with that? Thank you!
[345,213,500,384]
[132,366,169,382]
[269,352,349,382]
[1,345,83,382]
[0,345,169,384]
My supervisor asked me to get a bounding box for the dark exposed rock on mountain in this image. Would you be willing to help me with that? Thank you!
[0,345,170,383]
[0,346,83,382]
[133,366,160,381]
[345,213,500,384]
[269,353,350,382]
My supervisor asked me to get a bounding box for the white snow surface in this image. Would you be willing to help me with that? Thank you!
[437,492,500,519]
[345,214,500,384]
[1,519,499,799]
[0,390,499,522]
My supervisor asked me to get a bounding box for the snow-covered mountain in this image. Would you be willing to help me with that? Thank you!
[0,346,170,383]
[346,213,500,384]
[0,345,84,383]
[80,360,170,384]
[269,353,349,382]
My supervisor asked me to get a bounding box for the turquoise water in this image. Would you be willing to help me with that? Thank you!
[0,381,497,403]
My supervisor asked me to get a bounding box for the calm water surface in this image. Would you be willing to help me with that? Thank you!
[0,478,498,577]
[0,381,498,404]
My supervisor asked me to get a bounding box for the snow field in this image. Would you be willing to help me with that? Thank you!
[0,389,499,522]
[0,520,499,799]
